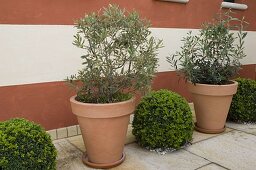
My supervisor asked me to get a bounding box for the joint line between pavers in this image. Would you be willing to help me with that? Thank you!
[211,162,230,170]
[194,162,212,170]
[192,129,235,144]
[184,149,230,170]
[228,129,256,137]
[66,139,84,154]
[183,148,213,166]
[195,162,229,170]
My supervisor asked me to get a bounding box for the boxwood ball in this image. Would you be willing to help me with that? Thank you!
[228,78,256,123]
[0,118,57,170]
[132,89,194,150]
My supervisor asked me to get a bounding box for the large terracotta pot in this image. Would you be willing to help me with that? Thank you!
[187,81,238,134]
[70,96,135,169]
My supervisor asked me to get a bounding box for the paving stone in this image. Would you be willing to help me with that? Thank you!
[54,139,87,170]
[186,130,256,170]
[56,138,208,170]
[57,127,68,139]
[197,163,227,170]
[67,125,78,137]
[126,124,136,144]
[53,138,67,144]
[193,117,197,123]
[226,122,256,135]
[189,103,196,118]
[77,125,81,135]
[189,103,195,111]
[68,135,86,152]
[47,129,57,140]
[192,128,232,144]
[54,139,81,161]
[63,130,209,170]
[111,143,209,170]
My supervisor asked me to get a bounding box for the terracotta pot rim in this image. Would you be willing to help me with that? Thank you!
[70,95,136,118]
[70,95,135,106]
[194,123,226,134]
[82,152,125,169]
[187,80,238,96]
[188,80,238,87]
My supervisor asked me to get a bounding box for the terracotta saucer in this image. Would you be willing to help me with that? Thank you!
[82,152,125,169]
[194,122,226,134]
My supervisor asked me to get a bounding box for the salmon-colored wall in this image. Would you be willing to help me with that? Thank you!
[0,65,255,130]
[238,64,256,80]
[0,82,76,129]
[0,0,255,30]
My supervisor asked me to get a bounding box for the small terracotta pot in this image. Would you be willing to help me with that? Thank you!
[187,81,238,134]
[70,96,136,169]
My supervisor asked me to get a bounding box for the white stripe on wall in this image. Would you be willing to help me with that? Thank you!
[0,25,255,87]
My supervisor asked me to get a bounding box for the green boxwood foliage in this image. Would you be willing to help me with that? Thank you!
[0,118,57,170]
[132,89,194,150]
[228,78,256,123]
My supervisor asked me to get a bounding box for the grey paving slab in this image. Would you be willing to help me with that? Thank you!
[67,135,86,152]
[125,124,136,144]
[186,130,256,170]
[57,127,68,139]
[226,122,256,135]
[192,128,233,144]
[53,138,67,144]
[54,139,88,170]
[55,139,209,170]
[111,143,210,170]
[47,129,57,140]
[197,163,227,170]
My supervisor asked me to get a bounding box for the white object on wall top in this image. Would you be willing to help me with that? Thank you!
[157,0,189,4]
[221,2,248,10]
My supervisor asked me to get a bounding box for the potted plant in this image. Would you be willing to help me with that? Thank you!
[67,4,162,168]
[167,11,247,134]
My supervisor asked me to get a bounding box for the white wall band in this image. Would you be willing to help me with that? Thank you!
[0,25,255,86]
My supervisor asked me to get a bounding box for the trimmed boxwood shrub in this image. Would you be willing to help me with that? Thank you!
[228,78,256,123]
[0,118,57,170]
[132,89,194,150]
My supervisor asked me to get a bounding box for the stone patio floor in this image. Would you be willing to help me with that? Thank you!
[54,122,256,170]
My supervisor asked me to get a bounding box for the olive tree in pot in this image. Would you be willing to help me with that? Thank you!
[167,11,247,134]
[67,4,162,169]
